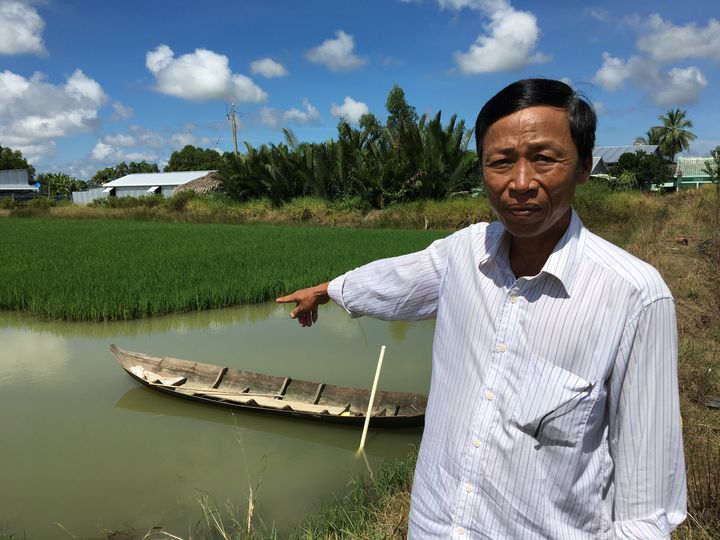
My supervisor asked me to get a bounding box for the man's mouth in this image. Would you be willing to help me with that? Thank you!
[506,205,542,217]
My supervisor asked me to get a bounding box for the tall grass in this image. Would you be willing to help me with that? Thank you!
[0,219,447,321]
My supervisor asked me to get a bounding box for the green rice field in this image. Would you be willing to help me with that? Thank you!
[0,218,448,321]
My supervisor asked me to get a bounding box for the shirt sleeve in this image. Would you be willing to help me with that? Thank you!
[608,297,687,539]
[327,234,453,321]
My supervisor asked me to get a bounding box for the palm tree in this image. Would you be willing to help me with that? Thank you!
[633,127,662,146]
[654,108,697,161]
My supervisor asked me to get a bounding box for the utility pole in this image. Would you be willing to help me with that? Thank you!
[228,103,240,158]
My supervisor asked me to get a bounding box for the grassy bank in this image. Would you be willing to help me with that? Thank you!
[0,219,447,321]
[1,182,662,233]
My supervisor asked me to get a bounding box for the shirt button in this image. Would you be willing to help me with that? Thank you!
[472,439,481,448]
[497,343,507,353]
[457,527,465,536]
[465,483,473,493]
[486,391,495,401]
[510,295,518,304]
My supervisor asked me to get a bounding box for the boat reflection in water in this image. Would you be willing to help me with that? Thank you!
[116,386,423,455]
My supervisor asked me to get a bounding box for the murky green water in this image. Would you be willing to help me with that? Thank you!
[0,302,434,538]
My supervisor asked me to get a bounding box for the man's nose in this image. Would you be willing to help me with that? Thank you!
[511,160,536,192]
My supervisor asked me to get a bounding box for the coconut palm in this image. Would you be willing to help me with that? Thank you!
[633,127,662,146]
[654,108,697,161]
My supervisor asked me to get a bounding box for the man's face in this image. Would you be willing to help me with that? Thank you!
[481,106,591,241]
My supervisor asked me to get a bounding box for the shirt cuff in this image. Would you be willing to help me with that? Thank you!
[327,273,352,315]
[612,509,674,539]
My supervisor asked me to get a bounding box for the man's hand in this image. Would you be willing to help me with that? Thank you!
[276,283,330,327]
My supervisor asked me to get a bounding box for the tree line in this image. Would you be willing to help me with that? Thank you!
[2,88,713,201]
[221,86,479,207]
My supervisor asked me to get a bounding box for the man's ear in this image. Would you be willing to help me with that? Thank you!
[576,157,592,185]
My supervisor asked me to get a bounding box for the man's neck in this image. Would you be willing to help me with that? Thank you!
[508,211,572,278]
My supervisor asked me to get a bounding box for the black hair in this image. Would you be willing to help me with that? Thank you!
[475,78,596,164]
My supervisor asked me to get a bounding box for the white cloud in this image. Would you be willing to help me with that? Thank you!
[250,57,288,78]
[585,7,610,23]
[89,124,214,167]
[451,1,550,74]
[592,13,716,108]
[146,44,267,103]
[437,0,495,10]
[110,102,134,121]
[103,133,135,147]
[169,128,213,149]
[592,101,607,115]
[593,52,631,91]
[128,125,165,149]
[593,53,708,106]
[306,30,367,72]
[330,96,369,125]
[259,99,320,129]
[0,0,46,56]
[655,67,708,107]
[90,141,117,161]
[637,15,720,63]
[0,69,108,163]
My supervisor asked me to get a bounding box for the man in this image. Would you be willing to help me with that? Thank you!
[277,79,686,539]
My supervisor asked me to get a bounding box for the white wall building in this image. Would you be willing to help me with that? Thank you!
[101,171,218,198]
[0,169,37,198]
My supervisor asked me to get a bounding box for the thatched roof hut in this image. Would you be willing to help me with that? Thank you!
[173,172,222,194]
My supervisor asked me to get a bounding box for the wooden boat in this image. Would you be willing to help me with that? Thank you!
[111,345,427,427]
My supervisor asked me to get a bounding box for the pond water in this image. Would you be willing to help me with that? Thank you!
[0,302,434,538]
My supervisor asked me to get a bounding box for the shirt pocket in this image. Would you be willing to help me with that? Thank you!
[511,354,600,448]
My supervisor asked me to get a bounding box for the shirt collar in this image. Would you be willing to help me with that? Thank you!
[540,209,586,296]
[478,210,586,296]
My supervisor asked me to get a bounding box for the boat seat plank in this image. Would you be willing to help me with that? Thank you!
[312,383,326,404]
[278,377,292,397]
[211,367,228,389]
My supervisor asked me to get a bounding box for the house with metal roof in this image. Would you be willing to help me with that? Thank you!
[593,145,661,166]
[0,169,38,198]
[673,157,715,190]
[101,170,218,198]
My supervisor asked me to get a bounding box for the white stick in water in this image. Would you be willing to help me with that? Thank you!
[358,345,386,452]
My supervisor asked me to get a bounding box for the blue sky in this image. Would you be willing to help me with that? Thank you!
[1,0,719,179]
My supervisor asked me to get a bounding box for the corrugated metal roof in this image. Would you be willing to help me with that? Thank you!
[102,170,217,188]
[593,145,659,164]
[675,157,713,178]
[0,169,30,186]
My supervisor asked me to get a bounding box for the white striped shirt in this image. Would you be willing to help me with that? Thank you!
[328,210,686,539]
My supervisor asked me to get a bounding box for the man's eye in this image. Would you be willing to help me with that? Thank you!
[536,155,555,162]
[487,159,511,168]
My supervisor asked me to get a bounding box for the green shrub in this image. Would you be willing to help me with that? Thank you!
[0,197,18,209]
[165,190,197,211]
[26,197,56,209]
[89,195,164,209]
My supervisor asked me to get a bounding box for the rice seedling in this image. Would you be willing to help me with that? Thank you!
[0,218,447,321]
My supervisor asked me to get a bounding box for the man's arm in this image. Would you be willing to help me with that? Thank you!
[276,234,454,326]
[608,297,687,538]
